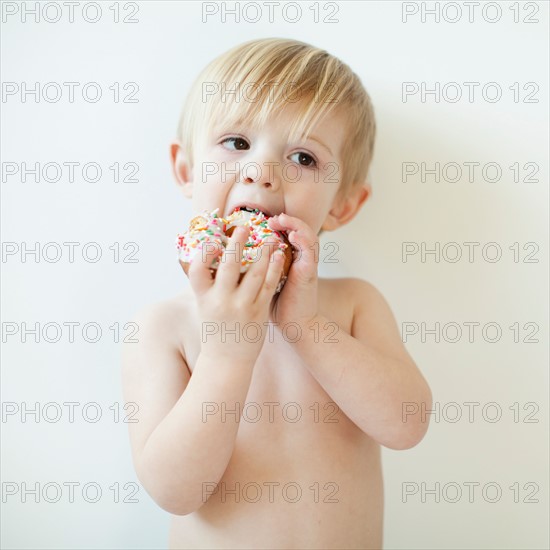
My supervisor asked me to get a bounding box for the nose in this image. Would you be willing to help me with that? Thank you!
[241,159,281,191]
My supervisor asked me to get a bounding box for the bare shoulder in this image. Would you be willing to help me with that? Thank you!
[319,276,381,297]
[126,291,191,353]
[318,276,390,316]
[319,277,412,363]
[121,289,194,384]
[121,291,195,454]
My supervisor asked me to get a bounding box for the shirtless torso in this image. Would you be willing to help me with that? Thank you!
[165,278,383,549]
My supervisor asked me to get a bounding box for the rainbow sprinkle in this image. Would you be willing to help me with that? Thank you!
[176,207,288,272]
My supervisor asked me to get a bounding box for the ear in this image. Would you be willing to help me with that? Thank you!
[321,182,371,231]
[170,141,193,199]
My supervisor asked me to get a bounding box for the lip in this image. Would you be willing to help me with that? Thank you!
[226,202,277,218]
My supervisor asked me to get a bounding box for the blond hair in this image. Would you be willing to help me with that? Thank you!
[176,37,376,198]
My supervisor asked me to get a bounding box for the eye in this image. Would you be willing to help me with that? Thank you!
[290,151,317,168]
[221,137,250,151]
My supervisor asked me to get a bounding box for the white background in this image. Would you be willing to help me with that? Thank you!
[1,1,548,548]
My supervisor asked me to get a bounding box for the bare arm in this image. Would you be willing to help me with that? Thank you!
[291,279,432,450]
[122,229,284,515]
[267,214,432,450]
[121,306,256,515]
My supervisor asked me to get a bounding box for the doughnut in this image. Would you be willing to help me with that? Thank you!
[176,207,293,293]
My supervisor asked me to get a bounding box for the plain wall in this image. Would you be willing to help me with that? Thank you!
[1,1,548,548]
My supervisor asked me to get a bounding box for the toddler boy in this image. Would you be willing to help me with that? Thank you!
[122,37,432,549]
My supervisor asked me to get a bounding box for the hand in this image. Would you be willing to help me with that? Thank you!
[187,226,285,363]
[267,213,320,330]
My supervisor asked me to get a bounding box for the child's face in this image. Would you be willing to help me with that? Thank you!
[177,101,353,233]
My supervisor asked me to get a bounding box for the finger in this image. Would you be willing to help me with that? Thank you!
[267,213,310,234]
[269,214,318,268]
[215,225,249,287]
[255,248,285,305]
[187,242,223,295]
[237,238,279,299]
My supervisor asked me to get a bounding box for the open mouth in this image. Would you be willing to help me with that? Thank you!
[240,206,263,215]
[232,204,273,217]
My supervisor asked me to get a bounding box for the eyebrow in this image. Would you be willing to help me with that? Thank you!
[306,135,333,157]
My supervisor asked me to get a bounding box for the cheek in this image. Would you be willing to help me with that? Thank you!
[196,145,237,183]
[285,186,332,229]
[197,157,236,190]
[311,184,340,227]
[193,185,228,206]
